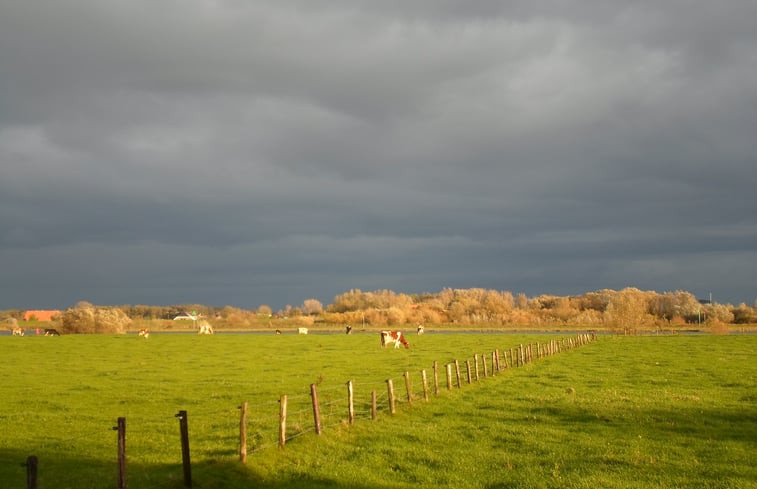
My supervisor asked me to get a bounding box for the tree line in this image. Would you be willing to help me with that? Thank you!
[3,288,756,334]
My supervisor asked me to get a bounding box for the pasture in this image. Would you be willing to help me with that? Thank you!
[1,332,755,488]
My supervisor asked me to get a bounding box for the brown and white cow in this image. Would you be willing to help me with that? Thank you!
[198,323,214,335]
[380,330,409,349]
[12,327,24,336]
[138,328,150,338]
[298,327,308,335]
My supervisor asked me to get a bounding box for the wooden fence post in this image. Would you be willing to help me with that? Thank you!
[175,410,192,488]
[465,360,472,384]
[482,353,488,377]
[387,379,396,414]
[495,349,501,371]
[404,371,413,404]
[25,455,38,489]
[347,381,355,425]
[454,360,462,388]
[371,390,377,420]
[279,395,287,448]
[113,417,126,489]
[433,361,440,395]
[310,384,322,435]
[421,369,429,402]
[239,403,247,463]
[446,364,453,390]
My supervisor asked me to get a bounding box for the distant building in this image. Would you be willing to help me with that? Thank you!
[23,310,61,321]
[173,314,200,320]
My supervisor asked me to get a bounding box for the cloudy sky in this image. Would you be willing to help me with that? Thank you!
[1,1,756,311]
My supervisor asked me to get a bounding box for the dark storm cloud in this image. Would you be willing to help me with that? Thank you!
[1,0,755,310]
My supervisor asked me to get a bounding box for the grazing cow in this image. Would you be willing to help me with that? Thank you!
[44,328,61,336]
[298,327,308,335]
[138,328,150,338]
[12,327,25,336]
[345,324,352,334]
[380,330,409,349]
[275,329,282,335]
[417,324,425,335]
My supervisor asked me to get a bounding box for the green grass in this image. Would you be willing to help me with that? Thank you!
[1,333,755,488]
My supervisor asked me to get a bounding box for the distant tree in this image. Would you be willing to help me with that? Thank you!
[732,303,756,324]
[257,305,272,316]
[60,306,131,334]
[605,288,654,333]
[704,303,734,324]
[302,299,323,316]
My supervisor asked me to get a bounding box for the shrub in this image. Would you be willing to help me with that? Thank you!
[60,306,131,334]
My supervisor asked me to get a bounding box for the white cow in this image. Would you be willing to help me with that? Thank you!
[298,327,308,335]
[198,320,214,335]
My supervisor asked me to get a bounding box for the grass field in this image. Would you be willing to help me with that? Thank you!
[1,332,755,488]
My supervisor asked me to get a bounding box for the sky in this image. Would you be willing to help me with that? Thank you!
[1,1,756,311]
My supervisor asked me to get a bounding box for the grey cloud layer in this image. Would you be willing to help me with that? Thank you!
[1,1,755,308]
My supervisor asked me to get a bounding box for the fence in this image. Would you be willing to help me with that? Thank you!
[17,333,595,489]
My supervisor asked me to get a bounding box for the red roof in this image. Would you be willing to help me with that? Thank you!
[23,310,61,322]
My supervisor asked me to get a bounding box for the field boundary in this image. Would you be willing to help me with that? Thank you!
[17,333,595,489]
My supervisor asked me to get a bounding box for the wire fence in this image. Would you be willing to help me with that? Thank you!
[12,333,595,489]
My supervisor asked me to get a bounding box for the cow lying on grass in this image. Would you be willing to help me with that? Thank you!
[44,329,61,336]
[380,330,409,349]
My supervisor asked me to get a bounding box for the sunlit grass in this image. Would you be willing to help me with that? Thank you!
[1,333,754,488]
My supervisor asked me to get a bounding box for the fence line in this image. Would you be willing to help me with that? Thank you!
[16,333,595,489]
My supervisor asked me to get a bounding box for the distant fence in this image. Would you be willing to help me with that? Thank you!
[19,333,595,489]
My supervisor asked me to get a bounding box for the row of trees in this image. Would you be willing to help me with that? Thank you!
[321,288,755,332]
[4,288,756,334]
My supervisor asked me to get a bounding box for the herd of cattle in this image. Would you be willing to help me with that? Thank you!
[9,324,424,348]
[11,327,60,336]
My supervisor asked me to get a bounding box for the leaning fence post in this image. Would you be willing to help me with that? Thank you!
[310,384,322,435]
[404,371,413,404]
[279,395,287,448]
[24,455,38,489]
[239,402,247,463]
[387,379,396,414]
[175,410,192,488]
[347,381,355,425]
[433,361,440,395]
[113,417,126,489]
[371,390,377,420]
